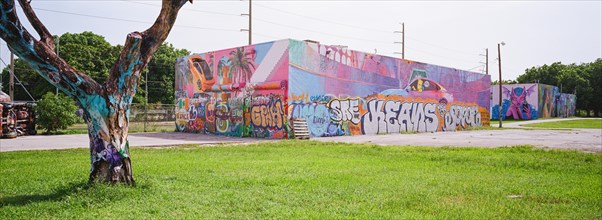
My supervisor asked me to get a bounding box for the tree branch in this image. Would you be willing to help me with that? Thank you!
[106,0,191,98]
[139,0,192,64]
[17,0,55,51]
[0,0,101,101]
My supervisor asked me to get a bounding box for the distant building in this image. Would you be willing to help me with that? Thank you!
[175,39,491,139]
[490,83,577,120]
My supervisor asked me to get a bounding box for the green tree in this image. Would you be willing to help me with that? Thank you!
[516,59,601,117]
[1,32,120,100]
[491,79,517,85]
[557,63,592,116]
[35,92,79,133]
[1,58,38,101]
[58,32,121,84]
[582,59,602,117]
[516,62,565,85]
[136,43,190,105]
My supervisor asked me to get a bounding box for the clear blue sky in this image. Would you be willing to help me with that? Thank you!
[1,0,600,81]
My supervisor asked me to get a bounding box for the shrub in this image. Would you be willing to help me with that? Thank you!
[36,92,79,133]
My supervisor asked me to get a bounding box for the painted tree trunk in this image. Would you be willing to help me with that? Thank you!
[85,105,134,184]
[0,0,192,184]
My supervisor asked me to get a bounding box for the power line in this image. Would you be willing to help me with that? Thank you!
[254,3,390,34]
[29,7,241,32]
[121,0,243,17]
[0,56,36,101]
[13,4,482,70]
[254,2,477,56]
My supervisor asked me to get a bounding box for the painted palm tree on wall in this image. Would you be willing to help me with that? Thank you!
[228,47,256,84]
[217,56,231,84]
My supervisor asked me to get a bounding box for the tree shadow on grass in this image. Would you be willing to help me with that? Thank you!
[1,180,150,208]
[0,181,91,207]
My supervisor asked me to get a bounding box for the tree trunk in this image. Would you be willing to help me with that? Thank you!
[1,0,192,184]
[84,102,134,184]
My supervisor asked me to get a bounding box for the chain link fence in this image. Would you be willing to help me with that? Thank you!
[129,103,176,132]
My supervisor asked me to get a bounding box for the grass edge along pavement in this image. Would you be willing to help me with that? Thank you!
[1,141,601,219]
[521,118,602,129]
[490,117,601,129]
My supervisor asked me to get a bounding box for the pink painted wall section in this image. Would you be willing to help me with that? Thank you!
[288,39,491,137]
[175,40,290,138]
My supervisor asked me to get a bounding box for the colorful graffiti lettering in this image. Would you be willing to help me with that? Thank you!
[362,99,440,134]
[310,94,333,103]
[443,104,482,131]
[176,39,492,139]
[289,102,331,136]
[328,98,361,124]
[251,97,285,129]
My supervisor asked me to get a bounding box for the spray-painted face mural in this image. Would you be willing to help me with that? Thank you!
[491,84,538,120]
[491,83,575,120]
[176,39,491,138]
[507,85,537,119]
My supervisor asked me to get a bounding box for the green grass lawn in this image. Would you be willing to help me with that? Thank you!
[1,141,601,219]
[522,119,602,129]
[48,121,176,135]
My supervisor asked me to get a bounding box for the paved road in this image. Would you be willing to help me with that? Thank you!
[1,118,600,153]
[0,132,267,152]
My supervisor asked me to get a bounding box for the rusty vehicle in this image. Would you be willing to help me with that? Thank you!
[0,91,37,138]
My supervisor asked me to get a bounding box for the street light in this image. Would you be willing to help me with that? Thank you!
[497,41,505,128]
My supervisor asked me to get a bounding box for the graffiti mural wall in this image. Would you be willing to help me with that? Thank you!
[175,39,290,138]
[288,39,491,137]
[491,83,576,120]
[176,39,491,138]
[557,93,577,118]
[538,84,560,118]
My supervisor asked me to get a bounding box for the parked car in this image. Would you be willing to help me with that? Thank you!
[379,78,454,103]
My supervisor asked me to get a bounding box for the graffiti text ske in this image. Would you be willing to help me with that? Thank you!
[328,98,360,124]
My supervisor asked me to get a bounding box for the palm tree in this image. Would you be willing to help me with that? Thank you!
[228,47,256,84]
[217,56,231,84]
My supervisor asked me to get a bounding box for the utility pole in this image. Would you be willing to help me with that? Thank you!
[241,0,252,45]
[497,42,505,128]
[393,22,405,59]
[9,52,14,100]
[144,70,148,132]
[0,43,2,90]
[56,37,59,95]
[248,0,252,45]
[479,48,489,75]
[485,48,488,75]
[401,22,404,60]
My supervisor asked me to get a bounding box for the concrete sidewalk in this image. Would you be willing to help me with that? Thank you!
[0,132,267,152]
[315,118,601,153]
[1,118,600,153]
